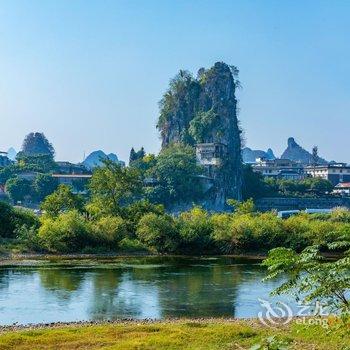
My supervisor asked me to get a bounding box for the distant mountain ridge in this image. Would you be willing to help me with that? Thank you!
[281,137,328,165]
[244,137,330,165]
[83,150,125,169]
[242,147,276,163]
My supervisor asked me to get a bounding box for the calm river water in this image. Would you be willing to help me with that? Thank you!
[0,256,294,325]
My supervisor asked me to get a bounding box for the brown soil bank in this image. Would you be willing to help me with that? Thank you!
[0,318,348,350]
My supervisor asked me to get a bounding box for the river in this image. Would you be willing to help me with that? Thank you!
[0,256,295,325]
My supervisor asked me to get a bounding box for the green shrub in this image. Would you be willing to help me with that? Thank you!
[211,213,233,253]
[124,200,165,236]
[212,213,257,253]
[41,185,84,218]
[212,211,314,253]
[12,207,40,230]
[136,213,179,253]
[0,201,16,238]
[38,210,92,253]
[15,225,42,251]
[91,216,127,249]
[118,237,149,252]
[330,207,350,223]
[0,202,39,239]
[178,207,214,253]
[248,212,285,250]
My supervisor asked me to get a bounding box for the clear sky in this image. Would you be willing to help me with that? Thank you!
[0,0,349,163]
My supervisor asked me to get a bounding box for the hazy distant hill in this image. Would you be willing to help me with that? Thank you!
[83,150,125,169]
[242,147,276,163]
[281,137,328,164]
[7,147,17,160]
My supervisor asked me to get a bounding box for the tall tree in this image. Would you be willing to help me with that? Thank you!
[88,159,142,216]
[146,143,204,205]
[312,146,320,183]
[5,177,32,203]
[32,174,59,202]
[40,184,84,217]
[129,147,146,165]
[136,147,145,160]
[129,148,137,164]
[21,132,55,157]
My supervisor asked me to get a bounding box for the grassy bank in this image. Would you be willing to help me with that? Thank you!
[0,319,348,350]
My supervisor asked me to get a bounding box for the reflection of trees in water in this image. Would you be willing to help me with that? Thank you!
[32,258,271,320]
[38,268,86,300]
[87,268,162,321]
[87,269,122,320]
[0,268,40,293]
[0,269,11,292]
[110,258,266,318]
[157,263,244,317]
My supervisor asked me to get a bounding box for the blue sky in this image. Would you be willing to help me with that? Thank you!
[0,0,349,163]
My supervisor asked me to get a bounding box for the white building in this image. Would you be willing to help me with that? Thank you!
[252,158,305,180]
[305,163,350,186]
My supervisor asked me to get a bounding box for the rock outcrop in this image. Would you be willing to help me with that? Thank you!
[83,150,125,170]
[281,137,328,164]
[6,148,17,161]
[157,62,243,206]
[242,147,276,163]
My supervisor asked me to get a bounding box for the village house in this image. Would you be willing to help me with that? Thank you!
[51,174,92,194]
[195,143,228,178]
[56,161,88,174]
[332,182,350,196]
[252,158,305,180]
[305,163,350,186]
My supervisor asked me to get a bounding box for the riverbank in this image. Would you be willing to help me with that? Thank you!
[0,252,267,266]
[1,251,342,267]
[0,318,348,350]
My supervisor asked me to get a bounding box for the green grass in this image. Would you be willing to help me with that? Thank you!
[0,319,348,350]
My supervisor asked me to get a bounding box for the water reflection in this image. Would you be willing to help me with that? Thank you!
[0,257,289,325]
[39,268,85,300]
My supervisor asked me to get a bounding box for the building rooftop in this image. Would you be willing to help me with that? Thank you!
[335,182,350,188]
[305,163,349,169]
[52,174,92,178]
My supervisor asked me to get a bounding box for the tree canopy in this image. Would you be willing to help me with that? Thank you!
[21,132,55,157]
[41,184,84,217]
[145,143,204,206]
[88,159,143,216]
[5,177,31,203]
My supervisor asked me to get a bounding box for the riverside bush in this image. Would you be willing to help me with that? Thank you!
[178,207,213,253]
[0,201,17,238]
[3,198,350,255]
[136,213,180,253]
[0,201,39,238]
[38,210,92,253]
[91,216,127,248]
[210,210,350,254]
[212,212,285,253]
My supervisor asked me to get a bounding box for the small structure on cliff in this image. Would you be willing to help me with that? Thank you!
[157,62,243,209]
[196,143,228,176]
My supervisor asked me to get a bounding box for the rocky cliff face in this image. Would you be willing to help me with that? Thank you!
[157,62,243,205]
[83,150,125,170]
[242,147,276,163]
[281,137,328,164]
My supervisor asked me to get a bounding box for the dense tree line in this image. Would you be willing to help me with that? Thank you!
[2,175,349,255]
[242,165,334,199]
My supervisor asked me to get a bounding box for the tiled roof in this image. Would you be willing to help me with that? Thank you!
[335,182,350,188]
